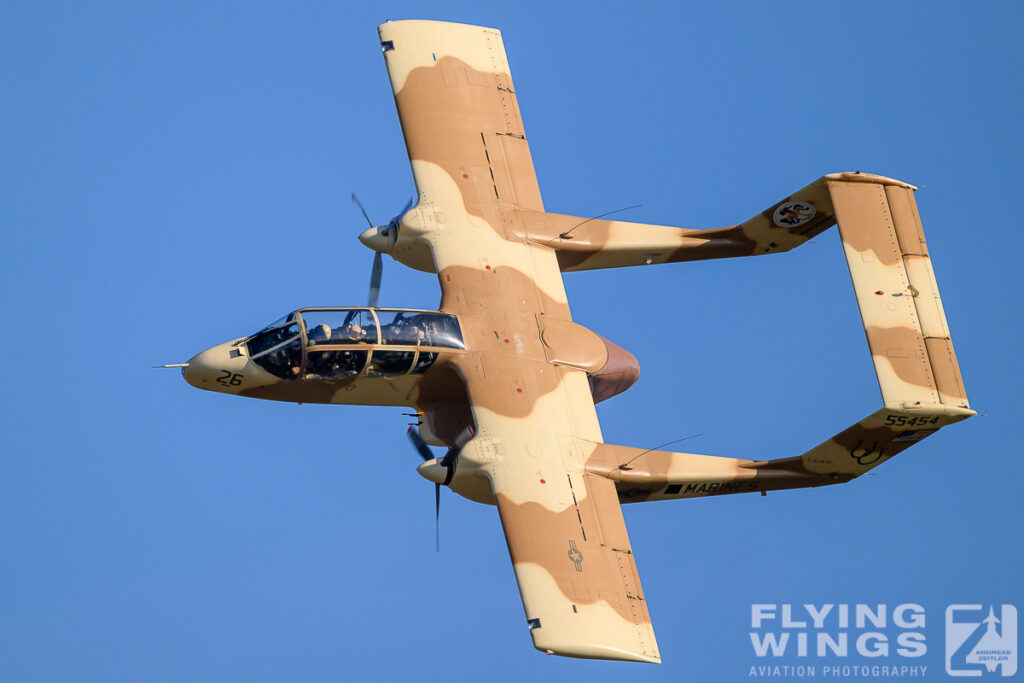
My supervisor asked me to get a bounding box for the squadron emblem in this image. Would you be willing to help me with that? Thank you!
[772,201,817,228]
[848,439,885,466]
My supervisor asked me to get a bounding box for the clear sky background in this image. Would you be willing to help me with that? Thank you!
[2,2,1021,681]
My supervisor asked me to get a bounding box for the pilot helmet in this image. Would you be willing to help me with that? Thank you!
[309,323,331,344]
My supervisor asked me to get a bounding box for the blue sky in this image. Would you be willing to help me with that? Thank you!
[2,2,1021,681]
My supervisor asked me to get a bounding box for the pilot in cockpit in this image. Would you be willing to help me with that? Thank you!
[307,323,332,345]
[336,323,367,342]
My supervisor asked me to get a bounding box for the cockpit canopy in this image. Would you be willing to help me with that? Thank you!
[244,308,464,381]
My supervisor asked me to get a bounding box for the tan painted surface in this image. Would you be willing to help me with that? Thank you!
[373,20,973,661]
[378,19,659,662]
[180,19,974,665]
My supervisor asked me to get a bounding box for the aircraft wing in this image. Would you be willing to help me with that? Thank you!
[379,20,659,649]
[378,20,545,232]
[461,368,660,663]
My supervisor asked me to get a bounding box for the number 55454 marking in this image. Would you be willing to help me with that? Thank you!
[885,415,939,427]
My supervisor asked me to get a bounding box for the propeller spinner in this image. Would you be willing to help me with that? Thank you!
[407,425,475,551]
[352,193,414,307]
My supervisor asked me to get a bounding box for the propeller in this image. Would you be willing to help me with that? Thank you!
[351,192,374,230]
[368,252,383,308]
[407,424,475,551]
[351,193,415,308]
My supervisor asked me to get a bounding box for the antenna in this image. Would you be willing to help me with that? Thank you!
[618,434,702,470]
[544,204,643,245]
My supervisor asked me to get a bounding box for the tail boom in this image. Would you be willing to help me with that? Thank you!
[580,173,973,500]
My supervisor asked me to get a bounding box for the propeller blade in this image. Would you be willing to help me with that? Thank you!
[407,426,434,461]
[351,192,374,229]
[407,426,443,551]
[383,195,416,236]
[409,424,473,553]
[443,425,475,461]
[368,251,383,307]
[438,425,474,486]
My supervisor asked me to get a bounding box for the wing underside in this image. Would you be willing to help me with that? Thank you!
[379,20,544,231]
[487,439,660,662]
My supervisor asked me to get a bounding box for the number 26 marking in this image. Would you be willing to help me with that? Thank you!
[216,370,244,386]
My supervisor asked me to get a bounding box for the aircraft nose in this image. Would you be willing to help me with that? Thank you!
[183,340,248,391]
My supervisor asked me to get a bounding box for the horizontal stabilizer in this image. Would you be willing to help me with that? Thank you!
[802,175,974,473]
[829,177,969,410]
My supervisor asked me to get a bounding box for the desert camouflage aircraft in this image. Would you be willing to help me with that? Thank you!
[169,20,974,663]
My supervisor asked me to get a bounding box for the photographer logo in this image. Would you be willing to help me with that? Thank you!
[945,605,1017,677]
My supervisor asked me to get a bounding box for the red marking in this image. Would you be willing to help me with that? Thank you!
[484,265,491,270]
[572,605,577,613]
[461,173,468,179]
[516,387,523,393]
[875,290,884,295]
[503,338,509,343]
[446,275,451,281]
[540,479,546,484]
